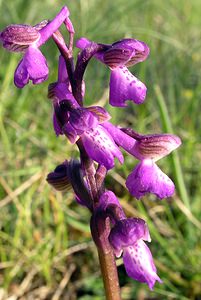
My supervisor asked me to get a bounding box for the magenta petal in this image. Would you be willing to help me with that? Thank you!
[86,106,111,123]
[49,83,78,108]
[103,46,133,68]
[14,58,29,88]
[36,6,69,47]
[99,191,123,211]
[58,55,69,82]
[82,125,124,169]
[123,240,162,290]
[14,46,48,88]
[53,110,78,143]
[69,108,99,135]
[109,218,150,257]
[25,47,48,84]
[109,66,147,107]
[76,37,91,49]
[126,160,175,199]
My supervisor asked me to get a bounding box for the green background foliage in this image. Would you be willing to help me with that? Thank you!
[0,0,201,299]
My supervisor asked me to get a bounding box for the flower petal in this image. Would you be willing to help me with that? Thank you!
[48,82,78,108]
[14,46,48,88]
[126,160,175,199]
[103,47,133,68]
[82,125,124,169]
[76,37,91,49]
[14,58,29,88]
[53,112,63,136]
[123,240,162,290]
[109,66,147,107]
[63,122,78,143]
[69,108,99,135]
[132,133,182,161]
[99,191,123,211]
[109,218,150,257]
[36,6,69,47]
[86,106,111,123]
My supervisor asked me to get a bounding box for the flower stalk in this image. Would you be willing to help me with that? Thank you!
[0,5,182,298]
[98,249,121,300]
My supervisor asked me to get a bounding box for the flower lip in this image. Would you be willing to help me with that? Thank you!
[123,240,162,290]
[14,46,48,88]
[126,159,175,199]
[109,66,147,107]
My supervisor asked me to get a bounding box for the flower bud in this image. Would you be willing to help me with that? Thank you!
[46,161,71,192]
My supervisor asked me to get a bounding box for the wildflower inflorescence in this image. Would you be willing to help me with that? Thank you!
[0,5,181,293]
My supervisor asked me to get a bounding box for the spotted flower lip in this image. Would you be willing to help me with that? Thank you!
[126,159,175,199]
[108,218,162,290]
[109,66,147,106]
[76,37,149,107]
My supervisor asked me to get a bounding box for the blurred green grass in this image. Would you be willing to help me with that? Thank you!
[0,0,201,299]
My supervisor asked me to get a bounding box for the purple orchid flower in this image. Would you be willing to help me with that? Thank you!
[76,37,149,107]
[109,217,162,290]
[53,102,123,169]
[0,6,69,88]
[102,122,181,199]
